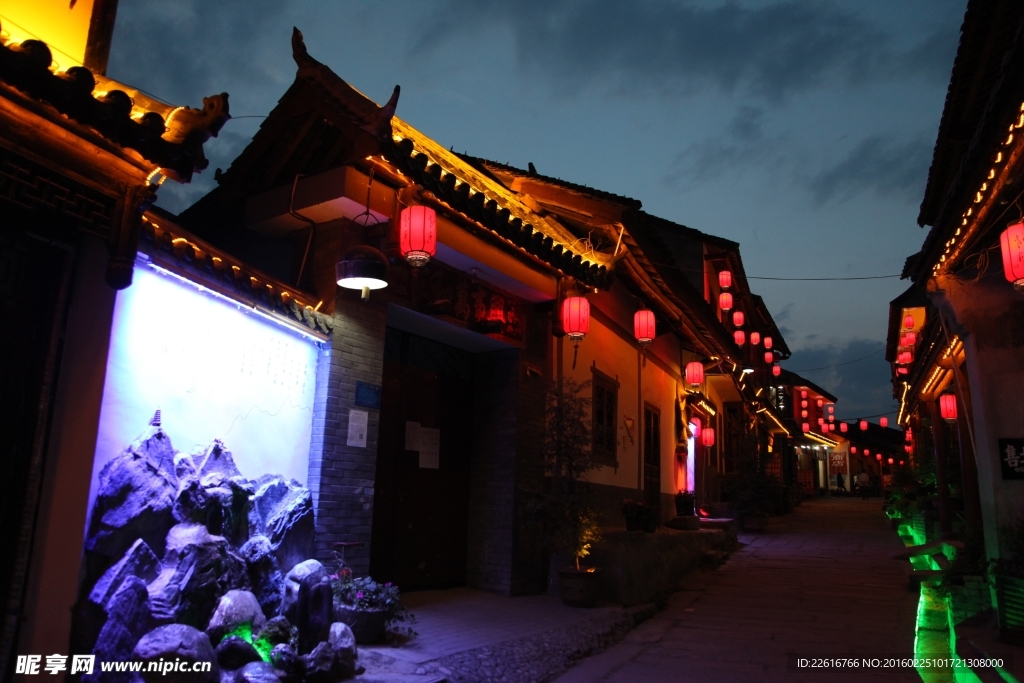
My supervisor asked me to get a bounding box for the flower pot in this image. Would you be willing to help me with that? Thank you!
[741,513,768,532]
[333,604,389,644]
[997,575,1024,645]
[675,497,695,517]
[558,567,602,608]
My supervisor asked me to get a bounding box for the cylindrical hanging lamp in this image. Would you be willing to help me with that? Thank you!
[562,296,590,342]
[859,420,868,431]
[336,245,390,300]
[719,292,733,311]
[734,330,746,346]
[939,394,957,423]
[399,205,437,266]
[718,270,732,289]
[702,427,715,447]
[685,361,704,387]
[732,311,745,327]
[634,309,656,347]
[1000,223,1024,291]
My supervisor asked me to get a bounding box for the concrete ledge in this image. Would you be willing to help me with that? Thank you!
[699,518,738,546]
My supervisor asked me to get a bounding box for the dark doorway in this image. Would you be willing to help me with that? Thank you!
[643,404,661,519]
[370,328,473,590]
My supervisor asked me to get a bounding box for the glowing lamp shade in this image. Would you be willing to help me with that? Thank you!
[840,422,848,433]
[859,420,868,431]
[904,314,915,329]
[764,351,774,363]
[897,367,908,375]
[940,394,957,422]
[801,410,808,418]
[802,422,810,433]
[1000,222,1024,291]
[719,292,733,311]
[898,351,913,365]
[851,446,857,454]
[634,309,656,347]
[772,363,781,377]
[732,311,745,327]
[562,296,590,342]
[734,330,746,346]
[685,361,705,387]
[764,336,773,349]
[718,270,733,289]
[800,389,807,399]
[801,400,808,408]
[828,414,834,422]
[864,449,870,456]
[750,332,761,346]
[875,454,882,461]
[399,205,437,266]
[336,245,389,300]
[701,427,715,447]
[880,417,888,428]
[817,399,824,408]
[904,331,917,346]
[888,457,894,465]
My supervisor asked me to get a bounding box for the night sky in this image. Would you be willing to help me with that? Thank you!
[107,0,966,421]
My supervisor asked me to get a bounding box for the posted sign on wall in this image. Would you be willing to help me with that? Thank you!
[999,438,1024,479]
[829,451,847,475]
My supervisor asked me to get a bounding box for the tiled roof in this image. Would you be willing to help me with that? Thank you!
[0,37,229,182]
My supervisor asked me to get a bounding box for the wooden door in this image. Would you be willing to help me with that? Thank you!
[643,405,661,520]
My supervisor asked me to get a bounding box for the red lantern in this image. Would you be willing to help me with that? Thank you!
[800,389,807,399]
[1000,222,1024,291]
[851,446,857,454]
[732,311,745,327]
[859,420,868,431]
[802,423,810,433]
[875,453,882,461]
[829,423,835,432]
[800,400,808,408]
[701,427,715,447]
[900,460,905,466]
[905,428,912,441]
[634,309,656,347]
[734,330,746,346]
[400,205,437,266]
[897,367,908,375]
[764,336,773,350]
[903,314,915,329]
[840,422,848,433]
[801,410,808,418]
[898,351,913,365]
[940,394,957,422]
[904,331,916,346]
[719,292,733,311]
[817,399,824,408]
[764,351,774,363]
[772,363,781,377]
[888,457,894,465]
[828,405,834,413]
[828,415,834,422]
[685,361,704,387]
[718,270,733,289]
[880,417,888,428]
[750,332,761,346]
[562,296,590,342]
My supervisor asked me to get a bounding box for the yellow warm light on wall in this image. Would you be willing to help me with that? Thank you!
[806,432,838,447]
[1,0,95,69]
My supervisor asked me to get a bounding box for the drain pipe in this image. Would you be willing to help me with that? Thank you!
[289,174,317,288]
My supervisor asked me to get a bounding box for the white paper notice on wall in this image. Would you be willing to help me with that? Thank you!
[347,409,368,448]
[418,427,440,469]
[405,421,421,451]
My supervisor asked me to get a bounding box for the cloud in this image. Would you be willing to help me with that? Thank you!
[416,0,958,101]
[807,133,932,205]
[785,338,896,419]
[666,105,787,183]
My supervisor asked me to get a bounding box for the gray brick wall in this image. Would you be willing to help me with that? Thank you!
[307,292,387,575]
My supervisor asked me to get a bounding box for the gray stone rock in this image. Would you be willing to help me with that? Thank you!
[215,636,262,671]
[83,577,151,683]
[240,536,283,618]
[248,477,314,574]
[206,590,266,646]
[174,452,196,482]
[235,662,280,683]
[270,644,301,683]
[299,641,336,683]
[327,622,357,679]
[173,474,252,546]
[196,440,242,481]
[298,577,332,655]
[280,560,326,625]
[148,523,249,628]
[254,616,294,650]
[133,624,219,683]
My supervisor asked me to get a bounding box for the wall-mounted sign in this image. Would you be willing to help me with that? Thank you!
[829,451,847,475]
[347,409,368,448]
[355,381,382,409]
[999,439,1024,479]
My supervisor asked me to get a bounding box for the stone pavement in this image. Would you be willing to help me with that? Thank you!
[554,498,922,683]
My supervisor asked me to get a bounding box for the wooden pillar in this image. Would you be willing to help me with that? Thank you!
[954,365,983,540]
[926,399,953,539]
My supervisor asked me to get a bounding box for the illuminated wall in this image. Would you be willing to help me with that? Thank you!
[0,0,95,68]
[87,261,319,520]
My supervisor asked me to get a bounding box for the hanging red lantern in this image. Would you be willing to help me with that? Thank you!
[400,205,437,266]
[880,417,888,428]
[939,394,957,422]
[900,460,905,466]
[764,336,773,349]
[898,351,913,365]
[1000,223,1024,291]
[702,427,715,447]
[734,330,746,346]
[719,292,733,311]
[718,270,733,290]
[875,453,882,461]
[817,399,824,408]
[851,446,857,454]
[750,332,761,345]
[772,363,781,377]
[828,405,834,413]
[802,423,810,433]
[840,422,848,433]
[685,361,704,387]
[562,296,590,342]
[634,309,656,347]
[801,410,808,418]
[732,311,745,327]
[829,423,835,431]
[800,389,807,399]
[905,429,912,442]
[859,420,868,430]
[904,331,916,346]
[764,351,774,364]
[828,415,834,422]
[903,314,915,329]
[800,400,808,408]
[897,368,908,375]
[888,457,894,465]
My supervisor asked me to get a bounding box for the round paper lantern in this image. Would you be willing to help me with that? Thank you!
[859,420,868,431]
[719,292,733,311]
[701,427,715,447]
[817,399,824,408]
[898,351,913,365]
[840,422,848,433]
[888,457,894,465]
[851,446,857,454]
[399,205,437,266]
[764,351,774,363]
[828,405,834,413]
[734,330,746,346]
[828,415,834,422]
[802,423,810,433]
[1000,223,1024,291]
[634,309,656,347]
[562,296,590,342]
[732,311,745,327]
[764,336,773,349]
[903,314,915,329]
[880,417,888,428]
[685,361,704,387]
[801,410,808,418]
[940,394,957,422]
[904,331,916,346]
[818,417,824,425]
[800,400,808,408]
[718,270,733,289]
[875,453,882,461]
[772,363,781,377]
[750,332,761,346]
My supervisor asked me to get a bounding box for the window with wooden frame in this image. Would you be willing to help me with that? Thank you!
[592,369,618,466]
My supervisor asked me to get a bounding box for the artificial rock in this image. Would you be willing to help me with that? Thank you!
[83,577,152,683]
[240,536,284,620]
[206,589,267,646]
[249,476,315,574]
[214,635,262,671]
[133,624,220,683]
[235,662,282,683]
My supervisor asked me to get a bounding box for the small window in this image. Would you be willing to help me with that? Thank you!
[592,370,618,465]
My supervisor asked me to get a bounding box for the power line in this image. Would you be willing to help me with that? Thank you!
[748,274,900,281]
[786,347,885,373]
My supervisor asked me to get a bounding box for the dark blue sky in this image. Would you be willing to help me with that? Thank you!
[107,0,966,420]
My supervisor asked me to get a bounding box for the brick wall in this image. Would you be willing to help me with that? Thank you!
[307,291,387,575]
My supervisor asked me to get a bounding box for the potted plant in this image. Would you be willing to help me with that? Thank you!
[329,564,416,644]
[540,377,604,607]
[675,490,696,517]
[622,499,656,532]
